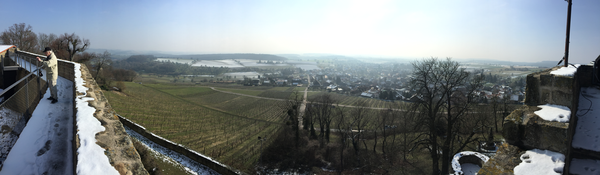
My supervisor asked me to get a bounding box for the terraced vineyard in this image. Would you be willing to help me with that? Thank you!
[105,82,285,172]
[105,81,407,173]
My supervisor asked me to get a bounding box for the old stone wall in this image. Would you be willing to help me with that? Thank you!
[77,65,148,175]
[481,65,598,174]
[524,67,576,109]
[119,116,242,175]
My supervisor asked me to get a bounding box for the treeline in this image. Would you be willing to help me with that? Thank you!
[0,23,135,91]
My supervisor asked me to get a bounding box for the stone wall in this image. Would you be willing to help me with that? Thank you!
[524,67,576,109]
[119,115,242,175]
[76,65,148,175]
[481,65,595,174]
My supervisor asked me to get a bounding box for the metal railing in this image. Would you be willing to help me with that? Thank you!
[0,50,47,163]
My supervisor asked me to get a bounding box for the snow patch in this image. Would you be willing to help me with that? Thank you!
[550,64,580,77]
[0,45,14,53]
[74,63,119,174]
[533,104,571,123]
[513,149,564,175]
[572,87,600,151]
[570,158,600,175]
[452,151,489,175]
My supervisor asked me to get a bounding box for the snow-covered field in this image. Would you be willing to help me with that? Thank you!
[155,58,321,70]
[123,126,220,175]
[0,76,74,175]
[223,72,261,79]
[157,58,195,65]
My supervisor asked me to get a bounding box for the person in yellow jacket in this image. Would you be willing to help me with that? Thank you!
[36,47,58,103]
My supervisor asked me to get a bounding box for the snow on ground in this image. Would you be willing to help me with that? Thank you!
[460,163,481,175]
[451,151,489,175]
[73,63,119,175]
[191,60,244,68]
[0,76,74,175]
[156,58,195,65]
[513,149,564,175]
[550,64,580,77]
[533,104,571,123]
[0,108,20,162]
[123,126,220,175]
[570,158,600,175]
[572,87,600,151]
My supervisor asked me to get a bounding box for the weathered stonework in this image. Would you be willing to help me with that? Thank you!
[525,67,575,109]
[478,143,524,175]
[502,106,569,154]
[78,65,148,175]
[481,65,591,174]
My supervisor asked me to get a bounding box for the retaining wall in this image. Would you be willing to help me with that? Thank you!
[118,115,242,175]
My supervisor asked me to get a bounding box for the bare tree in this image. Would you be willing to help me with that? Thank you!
[282,91,303,148]
[307,94,337,146]
[37,33,57,52]
[54,33,90,61]
[91,51,112,80]
[76,52,97,64]
[340,100,370,167]
[305,103,318,139]
[0,23,38,52]
[490,95,500,132]
[410,57,484,174]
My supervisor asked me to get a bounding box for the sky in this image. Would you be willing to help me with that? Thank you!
[1,0,599,63]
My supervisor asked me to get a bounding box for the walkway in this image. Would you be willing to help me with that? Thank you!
[569,86,600,174]
[0,75,74,175]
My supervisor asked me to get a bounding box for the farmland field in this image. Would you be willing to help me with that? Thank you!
[307,92,401,108]
[105,80,408,172]
[105,82,286,173]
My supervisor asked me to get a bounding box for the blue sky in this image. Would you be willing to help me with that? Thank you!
[1,0,598,63]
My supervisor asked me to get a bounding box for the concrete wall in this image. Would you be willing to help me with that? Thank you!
[118,115,242,175]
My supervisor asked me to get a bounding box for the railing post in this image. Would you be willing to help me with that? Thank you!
[25,77,30,120]
[38,57,42,99]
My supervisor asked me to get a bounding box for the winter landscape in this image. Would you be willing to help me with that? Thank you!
[1,0,600,175]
